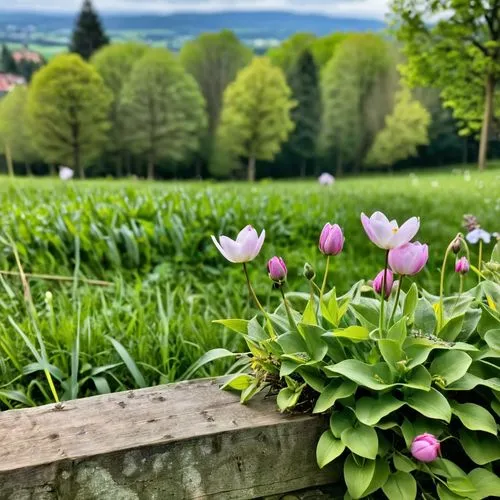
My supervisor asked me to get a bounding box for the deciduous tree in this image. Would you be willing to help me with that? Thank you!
[120,48,207,180]
[391,0,500,170]
[27,53,112,178]
[217,57,295,181]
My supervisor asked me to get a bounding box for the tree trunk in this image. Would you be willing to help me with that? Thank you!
[478,74,495,171]
[462,137,468,165]
[125,151,132,177]
[195,157,202,179]
[74,144,84,179]
[116,155,123,178]
[247,156,256,182]
[25,161,32,176]
[300,158,306,178]
[5,142,14,177]
[49,164,56,176]
[147,155,155,180]
[336,149,343,177]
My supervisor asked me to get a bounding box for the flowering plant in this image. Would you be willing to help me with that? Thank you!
[207,214,500,499]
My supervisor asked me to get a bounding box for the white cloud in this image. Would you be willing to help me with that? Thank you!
[2,0,390,19]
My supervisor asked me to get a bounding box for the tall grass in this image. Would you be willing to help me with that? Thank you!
[0,168,498,407]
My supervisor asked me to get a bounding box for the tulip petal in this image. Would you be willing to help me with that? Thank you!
[391,217,420,248]
[236,225,258,244]
[219,236,245,263]
[361,213,379,246]
[253,230,266,259]
[371,211,390,224]
[370,219,394,249]
[211,235,235,263]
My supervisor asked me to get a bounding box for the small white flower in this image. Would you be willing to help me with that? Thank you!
[59,166,74,181]
[318,173,335,186]
[466,228,491,244]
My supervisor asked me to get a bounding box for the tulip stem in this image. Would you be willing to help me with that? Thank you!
[280,287,298,331]
[439,240,455,331]
[452,276,463,317]
[320,255,331,300]
[478,240,483,283]
[388,276,403,327]
[379,250,390,336]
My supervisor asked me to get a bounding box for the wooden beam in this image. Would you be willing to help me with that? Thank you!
[0,379,340,499]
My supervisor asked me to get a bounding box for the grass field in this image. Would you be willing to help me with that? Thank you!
[0,168,498,407]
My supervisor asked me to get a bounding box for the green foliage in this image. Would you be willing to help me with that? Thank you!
[1,44,17,73]
[69,0,110,60]
[0,86,39,170]
[180,30,252,162]
[217,57,295,180]
[120,48,207,180]
[310,33,349,68]
[320,34,398,175]
[366,87,431,169]
[91,42,148,175]
[286,49,321,174]
[267,33,316,72]
[27,53,112,178]
[209,218,500,499]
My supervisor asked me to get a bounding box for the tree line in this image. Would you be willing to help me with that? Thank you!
[0,0,497,179]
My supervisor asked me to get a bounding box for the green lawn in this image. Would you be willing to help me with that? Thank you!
[0,168,498,407]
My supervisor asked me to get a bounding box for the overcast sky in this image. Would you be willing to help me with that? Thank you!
[1,1,390,19]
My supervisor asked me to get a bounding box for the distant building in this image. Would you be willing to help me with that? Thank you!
[12,49,43,65]
[0,73,26,97]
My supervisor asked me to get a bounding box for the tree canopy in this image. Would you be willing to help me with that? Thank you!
[216,57,295,181]
[70,0,110,60]
[391,0,500,170]
[120,48,207,179]
[27,53,112,178]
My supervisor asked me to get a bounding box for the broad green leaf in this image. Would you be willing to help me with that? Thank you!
[302,296,317,325]
[393,453,416,473]
[468,468,500,499]
[313,379,357,413]
[213,319,248,335]
[325,360,393,390]
[400,418,414,448]
[414,297,436,334]
[297,323,328,361]
[382,471,416,500]
[447,372,500,392]
[280,357,305,377]
[459,429,500,465]
[297,366,325,392]
[404,365,432,391]
[378,338,404,368]
[330,409,355,438]
[344,454,376,499]
[350,298,380,330]
[363,457,391,497]
[327,325,370,342]
[430,350,472,386]
[477,304,500,336]
[387,317,407,345]
[341,423,378,460]
[183,348,238,379]
[407,388,451,421]
[247,317,268,341]
[316,430,345,468]
[355,394,405,426]
[403,283,418,318]
[437,485,463,500]
[451,402,497,435]
[277,387,302,411]
[428,458,466,479]
[484,329,500,352]
[277,331,307,354]
[240,380,264,403]
[221,373,254,391]
[439,314,465,342]
[447,476,476,497]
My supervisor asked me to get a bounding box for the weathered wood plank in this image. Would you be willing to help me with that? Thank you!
[0,379,340,499]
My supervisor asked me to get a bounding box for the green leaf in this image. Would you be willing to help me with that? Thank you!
[430,350,472,386]
[400,418,414,448]
[313,379,357,414]
[459,429,500,465]
[355,394,405,426]
[344,454,376,499]
[387,317,407,345]
[183,348,238,379]
[277,331,307,354]
[477,304,500,336]
[302,296,317,325]
[451,402,497,435]
[107,336,147,388]
[407,388,451,421]
[428,458,466,479]
[297,366,325,392]
[297,323,328,361]
[484,329,500,352]
[316,430,345,468]
[247,317,268,341]
[403,283,418,318]
[240,380,264,403]
[221,373,254,391]
[414,297,436,334]
[447,476,476,497]
[437,485,464,500]
[277,387,302,411]
[468,468,500,499]
[363,457,390,497]
[378,338,405,368]
[341,423,378,460]
[393,453,416,473]
[330,409,354,438]
[213,319,248,335]
[439,314,465,342]
[325,360,394,390]
[382,471,416,500]
[404,365,432,391]
[327,326,370,342]
[350,298,380,330]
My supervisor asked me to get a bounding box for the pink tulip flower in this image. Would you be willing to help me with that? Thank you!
[389,242,428,276]
[211,225,265,263]
[267,256,287,282]
[411,434,440,463]
[372,269,394,298]
[455,256,470,274]
[361,212,420,250]
[319,223,344,256]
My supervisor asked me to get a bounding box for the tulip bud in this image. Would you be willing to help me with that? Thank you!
[372,269,394,299]
[451,237,462,254]
[319,223,344,256]
[411,434,440,463]
[455,256,470,275]
[267,256,287,283]
[304,263,315,281]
